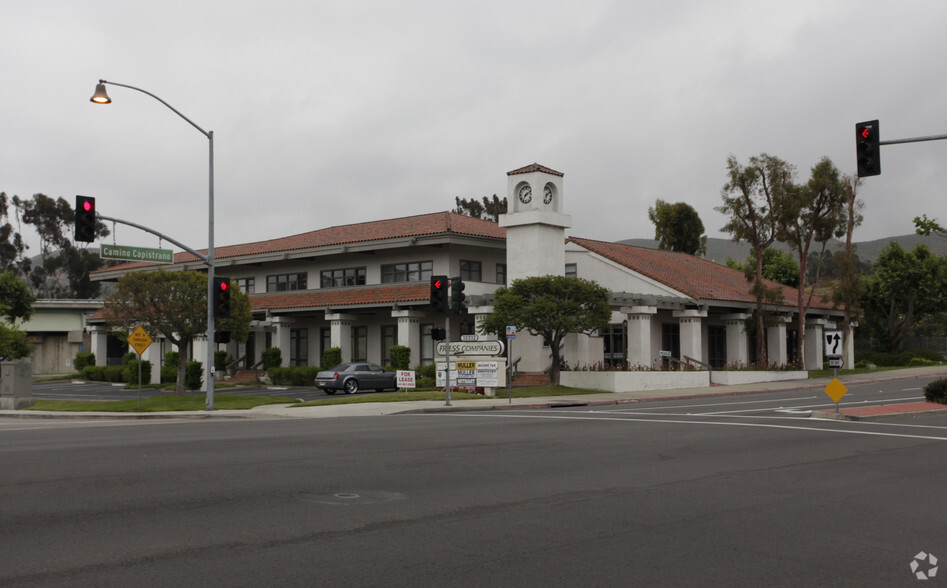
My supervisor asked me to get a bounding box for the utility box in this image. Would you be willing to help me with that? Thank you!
[0,360,33,410]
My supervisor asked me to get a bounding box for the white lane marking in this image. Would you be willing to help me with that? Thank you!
[448,412,947,441]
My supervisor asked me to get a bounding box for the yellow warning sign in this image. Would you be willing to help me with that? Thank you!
[127,325,153,356]
[824,377,848,403]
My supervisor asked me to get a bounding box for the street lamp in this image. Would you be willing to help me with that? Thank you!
[91,79,218,410]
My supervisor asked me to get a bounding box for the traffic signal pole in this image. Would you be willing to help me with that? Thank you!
[856,119,947,178]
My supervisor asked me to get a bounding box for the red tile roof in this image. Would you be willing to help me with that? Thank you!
[92,211,505,274]
[568,237,835,310]
[250,283,430,311]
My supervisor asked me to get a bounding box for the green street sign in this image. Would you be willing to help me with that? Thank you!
[100,244,174,264]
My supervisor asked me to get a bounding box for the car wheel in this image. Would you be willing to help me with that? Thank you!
[344,379,359,394]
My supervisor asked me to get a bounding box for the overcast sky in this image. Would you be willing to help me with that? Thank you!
[4,1,946,257]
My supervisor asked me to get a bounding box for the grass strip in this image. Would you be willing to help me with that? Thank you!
[25,394,298,413]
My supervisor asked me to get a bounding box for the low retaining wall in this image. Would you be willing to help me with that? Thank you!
[709,371,808,386]
[560,371,710,393]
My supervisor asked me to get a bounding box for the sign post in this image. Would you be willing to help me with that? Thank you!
[127,325,153,410]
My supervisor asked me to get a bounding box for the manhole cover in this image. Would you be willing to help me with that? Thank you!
[296,490,406,506]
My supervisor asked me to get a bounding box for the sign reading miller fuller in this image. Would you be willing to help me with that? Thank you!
[435,340,504,357]
[100,244,174,264]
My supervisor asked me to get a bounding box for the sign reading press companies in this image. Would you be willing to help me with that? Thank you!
[100,244,174,264]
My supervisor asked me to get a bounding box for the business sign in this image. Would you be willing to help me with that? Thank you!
[435,340,504,357]
[396,370,416,389]
[101,244,174,264]
[436,360,501,387]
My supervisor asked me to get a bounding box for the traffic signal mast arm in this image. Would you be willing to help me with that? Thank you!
[95,213,209,265]
[856,119,947,178]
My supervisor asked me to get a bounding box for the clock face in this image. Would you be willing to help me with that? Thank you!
[543,186,553,204]
[518,184,532,204]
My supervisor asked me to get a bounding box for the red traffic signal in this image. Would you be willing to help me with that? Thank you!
[430,275,448,314]
[74,195,96,242]
[213,277,232,319]
[855,120,880,177]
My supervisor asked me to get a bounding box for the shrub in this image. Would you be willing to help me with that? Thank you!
[268,366,320,386]
[262,347,282,370]
[322,347,342,369]
[185,361,203,390]
[162,351,180,383]
[389,346,411,370]
[415,363,436,379]
[924,378,947,404]
[215,350,229,372]
[124,359,152,384]
[74,351,95,371]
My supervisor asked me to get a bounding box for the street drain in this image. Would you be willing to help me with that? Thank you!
[297,490,407,506]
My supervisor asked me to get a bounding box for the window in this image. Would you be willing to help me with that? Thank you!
[266,272,307,292]
[290,328,308,367]
[351,326,368,362]
[320,328,331,364]
[233,277,255,294]
[496,263,506,285]
[460,260,482,282]
[565,263,577,278]
[381,261,432,283]
[420,323,434,365]
[320,267,366,288]
[381,325,396,366]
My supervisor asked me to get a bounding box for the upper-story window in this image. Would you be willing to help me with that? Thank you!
[460,260,482,282]
[320,267,366,288]
[565,263,577,278]
[266,272,307,292]
[496,263,507,285]
[381,261,432,283]
[233,277,255,294]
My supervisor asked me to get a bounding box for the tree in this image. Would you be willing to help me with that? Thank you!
[0,193,28,276]
[727,248,799,287]
[774,157,848,368]
[717,154,795,365]
[914,214,946,237]
[860,242,947,352]
[104,269,250,394]
[0,271,35,360]
[647,200,707,256]
[832,175,866,349]
[454,195,507,222]
[478,276,610,385]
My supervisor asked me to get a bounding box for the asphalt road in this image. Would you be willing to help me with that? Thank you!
[31,379,330,403]
[3,379,946,586]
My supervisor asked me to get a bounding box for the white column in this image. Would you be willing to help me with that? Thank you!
[392,310,424,367]
[623,306,657,367]
[806,319,827,370]
[272,316,295,367]
[674,309,707,365]
[766,316,790,366]
[326,313,354,363]
[844,322,857,369]
[722,313,749,367]
[90,325,109,367]
[143,341,163,385]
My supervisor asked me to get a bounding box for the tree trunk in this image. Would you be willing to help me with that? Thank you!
[176,346,188,395]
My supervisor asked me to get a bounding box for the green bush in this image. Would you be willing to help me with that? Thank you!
[124,359,152,384]
[855,348,944,367]
[162,351,179,383]
[74,351,95,371]
[82,365,125,382]
[262,347,282,370]
[269,366,321,386]
[215,350,229,372]
[322,347,342,368]
[185,361,203,390]
[417,377,435,389]
[924,378,947,404]
[389,346,411,370]
[415,363,436,378]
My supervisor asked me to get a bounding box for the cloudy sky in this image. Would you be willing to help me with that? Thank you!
[4,1,946,257]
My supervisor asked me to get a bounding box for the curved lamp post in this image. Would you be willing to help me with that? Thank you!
[91,79,218,410]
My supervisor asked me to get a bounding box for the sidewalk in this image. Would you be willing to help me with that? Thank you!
[5,366,947,421]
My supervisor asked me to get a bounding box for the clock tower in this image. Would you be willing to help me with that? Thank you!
[499,163,572,282]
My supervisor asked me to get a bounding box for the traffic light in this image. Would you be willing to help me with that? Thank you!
[430,327,446,341]
[855,120,881,177]
[450,277,466,315]
[213,277,232,319]
[214,331,231,343]
[74,195,96,242]
[430,275,448,314]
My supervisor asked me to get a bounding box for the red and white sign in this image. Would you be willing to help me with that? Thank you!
[396,370,416,389]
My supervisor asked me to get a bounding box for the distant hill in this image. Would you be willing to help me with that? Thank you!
[617,234,947,265]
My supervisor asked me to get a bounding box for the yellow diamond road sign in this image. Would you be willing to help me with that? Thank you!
[127,325,153,356]
[824,377,848,403]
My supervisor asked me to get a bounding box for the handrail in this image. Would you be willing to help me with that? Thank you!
[669,355,711,372]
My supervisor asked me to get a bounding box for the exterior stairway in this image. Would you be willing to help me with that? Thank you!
[225,369,260,384]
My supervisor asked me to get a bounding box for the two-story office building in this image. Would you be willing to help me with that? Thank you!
[89,163,850,382]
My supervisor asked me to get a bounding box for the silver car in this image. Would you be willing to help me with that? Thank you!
[315,363,398,394]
